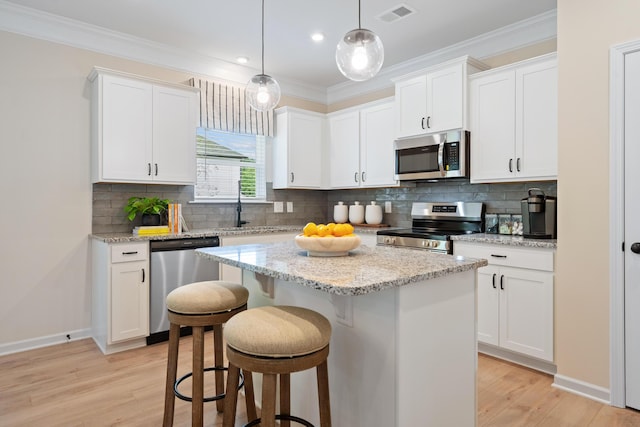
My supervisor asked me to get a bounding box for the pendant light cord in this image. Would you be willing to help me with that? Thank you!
[261,0,265,75]
[358,0,362,29]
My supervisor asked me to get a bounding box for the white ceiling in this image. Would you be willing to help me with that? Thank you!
[2,0,556,98]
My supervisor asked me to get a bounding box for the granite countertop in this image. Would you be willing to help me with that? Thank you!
[90,225,380,243]
[196,241,488,296]
[451,233,557,249]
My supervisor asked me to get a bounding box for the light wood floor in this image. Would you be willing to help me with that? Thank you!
[1,335,639,426]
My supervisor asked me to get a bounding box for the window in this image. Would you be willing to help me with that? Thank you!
[195,128,266,201]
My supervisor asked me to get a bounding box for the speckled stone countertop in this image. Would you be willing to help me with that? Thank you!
[90,225,380,243]
[451,233,557,249]
[196,241,488,296]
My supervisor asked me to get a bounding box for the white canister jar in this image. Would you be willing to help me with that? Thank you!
[333,201,348,223]
[365,201,383,225]
[348,201,365,224]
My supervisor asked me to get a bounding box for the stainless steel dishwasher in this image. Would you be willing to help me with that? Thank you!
[147,236,220,345]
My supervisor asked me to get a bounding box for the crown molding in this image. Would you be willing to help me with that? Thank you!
[326,9,557,104]
[0,1,556,105]
[0,0,329,103]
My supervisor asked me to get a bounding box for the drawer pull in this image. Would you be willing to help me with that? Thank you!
[491,254,507,258]
[122,251,139,255]
[492,273,497,289]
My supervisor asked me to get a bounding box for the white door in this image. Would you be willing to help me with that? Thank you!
[426,63,463,133]
[625,49,640,410]
[395,75,427,138]
[328,111,360,188]
[360,102,396,187]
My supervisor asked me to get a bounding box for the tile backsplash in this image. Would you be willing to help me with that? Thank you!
[92,180,556,233]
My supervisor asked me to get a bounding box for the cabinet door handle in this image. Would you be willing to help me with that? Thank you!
[122,251,138,255]
[354,172,359,183]
[361,171,366,182]
[509,159,513,173]
[421,117,426,130]
[426,116,431,129]
[516,157,521,172]
[141,268,145,283]
[154,163,158,176]
[290,172,294,183]
[492,273,497,289]
[147,163,152,176]
[490,254,507,258]
[500,275,504,290]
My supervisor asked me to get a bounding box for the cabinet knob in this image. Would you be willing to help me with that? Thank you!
[631,242,640,254]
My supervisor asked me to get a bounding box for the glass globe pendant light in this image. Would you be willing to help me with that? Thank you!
[246,0,281,111]
[335,0,384,81]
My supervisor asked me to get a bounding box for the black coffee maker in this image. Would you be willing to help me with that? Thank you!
[520,188,557,239]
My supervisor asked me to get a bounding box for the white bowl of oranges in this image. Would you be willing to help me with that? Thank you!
[294,222,361,257]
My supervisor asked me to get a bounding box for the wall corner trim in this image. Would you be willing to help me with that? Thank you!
[553,374,611,405]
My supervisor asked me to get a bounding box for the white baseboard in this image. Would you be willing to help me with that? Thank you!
[478,343,557,375]
[553,374,611,405]
[0,328,92,356]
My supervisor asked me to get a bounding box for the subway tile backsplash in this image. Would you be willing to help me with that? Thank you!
[92,180,556,233]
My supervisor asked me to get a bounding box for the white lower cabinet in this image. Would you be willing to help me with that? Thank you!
[92,240,150,354]
[454,241,554,363]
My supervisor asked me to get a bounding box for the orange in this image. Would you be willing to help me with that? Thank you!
[303,222,318,237]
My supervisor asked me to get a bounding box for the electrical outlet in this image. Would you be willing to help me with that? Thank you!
[273,201,284,213]
[287,202,294,213]
[385,201,392,213]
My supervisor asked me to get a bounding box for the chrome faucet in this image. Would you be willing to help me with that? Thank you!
[236,180,248,227]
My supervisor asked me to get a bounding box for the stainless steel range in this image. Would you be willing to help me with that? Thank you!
[377,202,485,254]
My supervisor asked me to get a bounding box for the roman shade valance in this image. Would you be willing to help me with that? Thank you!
[189,77,274,137]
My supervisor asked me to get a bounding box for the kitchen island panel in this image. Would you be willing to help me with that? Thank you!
[242,267,477,427]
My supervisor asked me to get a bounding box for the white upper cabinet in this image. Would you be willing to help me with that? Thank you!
[328,100,397,189]
[394,57,488,139]
[90,68,198,185]
[470,53,558,183]
[272,107,325,189]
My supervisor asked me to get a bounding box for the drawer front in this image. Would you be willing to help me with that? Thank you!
[111,242,149,263]
[454,242,554,272]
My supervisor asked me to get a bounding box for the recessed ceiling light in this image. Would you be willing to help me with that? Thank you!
[311,33,325,42]
[236,56,249,64]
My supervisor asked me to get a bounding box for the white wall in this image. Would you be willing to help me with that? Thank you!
[0,32,219,352]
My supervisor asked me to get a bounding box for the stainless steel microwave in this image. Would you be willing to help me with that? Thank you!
[394,130,469,181]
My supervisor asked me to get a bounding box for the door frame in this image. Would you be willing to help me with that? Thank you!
[609,38,640,408]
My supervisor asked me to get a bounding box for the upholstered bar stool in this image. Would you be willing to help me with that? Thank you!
[222,305,332,427]
[163,280,257,427]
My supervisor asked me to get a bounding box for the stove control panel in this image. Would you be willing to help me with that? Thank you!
[376,235,451,253]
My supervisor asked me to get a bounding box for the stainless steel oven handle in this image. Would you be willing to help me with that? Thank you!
[437,142,445,176]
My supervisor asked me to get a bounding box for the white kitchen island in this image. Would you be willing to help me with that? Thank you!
[196,241,487,427]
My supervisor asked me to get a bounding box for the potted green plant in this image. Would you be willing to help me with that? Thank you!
[124,196,171,226]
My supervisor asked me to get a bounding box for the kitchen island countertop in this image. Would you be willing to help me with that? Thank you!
[196,241,488,296]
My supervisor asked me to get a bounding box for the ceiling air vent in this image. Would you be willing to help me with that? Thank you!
[377,4,416,23]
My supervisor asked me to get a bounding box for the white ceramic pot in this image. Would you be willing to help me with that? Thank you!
[333,201,348,223]
[365,201,383,225]
[348,201,365,224]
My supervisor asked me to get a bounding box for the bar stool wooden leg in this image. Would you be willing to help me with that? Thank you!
[213,324,224,413]
[243,370,258,421]
[261,374,278,427]
[192,325,205,427]
[222,363,240,426]
[163,322,181,427]
[280,373,291,427]
[317,360,332,427]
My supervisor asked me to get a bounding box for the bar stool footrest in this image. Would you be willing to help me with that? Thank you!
[174,367,245,403]
[244,414,314,427]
